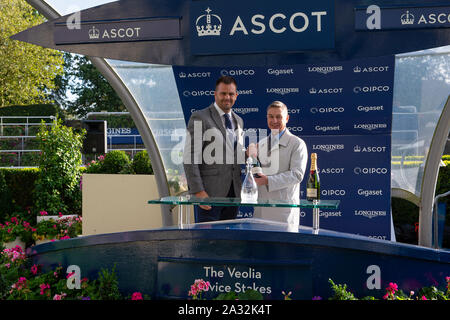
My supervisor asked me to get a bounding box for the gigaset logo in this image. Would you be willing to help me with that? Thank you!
[267,68,294,76]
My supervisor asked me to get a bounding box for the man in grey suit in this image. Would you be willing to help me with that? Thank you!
[250,101,308,228]
[183,76,245,222]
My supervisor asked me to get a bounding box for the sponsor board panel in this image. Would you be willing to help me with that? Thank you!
[173,55,393,238]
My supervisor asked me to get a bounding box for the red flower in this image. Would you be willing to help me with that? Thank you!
[131,292,143,300]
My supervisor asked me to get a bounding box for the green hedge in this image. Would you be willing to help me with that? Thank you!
[0,104,64,121]
[0,168,39,223]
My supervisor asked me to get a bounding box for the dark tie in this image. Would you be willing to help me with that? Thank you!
[224,113,233,129]
[224,114,237,149]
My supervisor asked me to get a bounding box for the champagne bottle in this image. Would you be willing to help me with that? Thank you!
[241,158,258,203]
[306,153,320,201]
[251,156,263,178]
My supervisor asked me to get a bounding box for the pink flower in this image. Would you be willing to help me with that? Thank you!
[387,282,398,292]
[31,264,39,275]
[53,293,67,300]
[421,296,427,300]
[131,292,143,300]
[13,277,28,291]
[40,283,50,295]
[58,212,63,217]
[189,285,198,296]
[40,211,48,216]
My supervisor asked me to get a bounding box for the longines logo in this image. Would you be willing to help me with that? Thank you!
[354,210,387,219]
[307,65,343,74]
[232,107,259,115]
[196,8,222,36]
[266,88,300,95]
[312,144,344,152]
[354,123,387,131]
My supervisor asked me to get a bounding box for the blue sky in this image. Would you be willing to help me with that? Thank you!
[45,0,117,15]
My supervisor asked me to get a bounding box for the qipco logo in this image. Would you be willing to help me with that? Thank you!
[183,90,215,97]
[220,69,255,76]
[354,167,388,175]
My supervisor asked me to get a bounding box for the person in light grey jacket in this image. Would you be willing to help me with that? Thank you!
[251,101,308,227]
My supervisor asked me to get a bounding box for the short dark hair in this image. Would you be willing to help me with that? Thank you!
[215,75,237,89]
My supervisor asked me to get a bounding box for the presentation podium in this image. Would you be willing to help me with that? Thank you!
[148,196,340,233]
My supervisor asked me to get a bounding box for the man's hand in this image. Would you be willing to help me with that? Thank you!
[246,143,258,158]
[254,174,268,186]
[195,190,211,210]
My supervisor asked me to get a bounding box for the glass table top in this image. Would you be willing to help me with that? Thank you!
[148,196,340,209]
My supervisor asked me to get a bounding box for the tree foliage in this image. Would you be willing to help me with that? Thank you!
[34,119,85,215]
[0,0,64,107]
[53,53,125,117]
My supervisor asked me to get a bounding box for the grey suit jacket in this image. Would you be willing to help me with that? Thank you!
[183,103,245,197]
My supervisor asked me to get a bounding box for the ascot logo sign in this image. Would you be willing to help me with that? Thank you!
[355,5,450,31]
[190,0,334,55]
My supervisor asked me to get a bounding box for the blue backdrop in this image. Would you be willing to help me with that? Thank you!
[174,55,395,239]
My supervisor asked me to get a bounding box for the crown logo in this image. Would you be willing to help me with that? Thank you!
[196,8,222,36]
[309,88,317,94]
[179,72,186,78]
[354,145,361,152]
[401,10,414,25]
[353,66,361,73]
[88,26,100,40]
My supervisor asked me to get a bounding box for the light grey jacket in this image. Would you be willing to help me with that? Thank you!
[253,129,308,226]
[183,103,245,197]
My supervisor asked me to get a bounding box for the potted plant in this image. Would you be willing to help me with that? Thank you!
[32,215,83,245]
[0,217,34,249]
[32,219,61,245]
